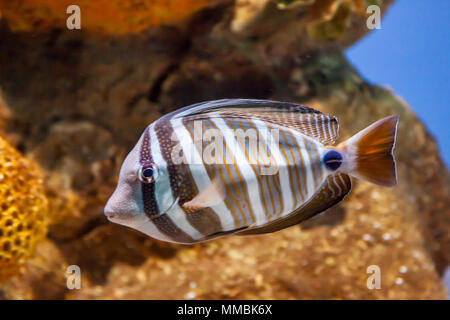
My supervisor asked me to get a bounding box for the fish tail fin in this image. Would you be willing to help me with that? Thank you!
[337,115,399,187]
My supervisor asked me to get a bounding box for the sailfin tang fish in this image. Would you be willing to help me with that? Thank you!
[105,99,398,244]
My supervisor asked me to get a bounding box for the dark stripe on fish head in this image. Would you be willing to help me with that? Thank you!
[139,124,195,243]
[139,126,159,218]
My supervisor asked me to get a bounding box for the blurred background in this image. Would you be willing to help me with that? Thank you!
[0,0,448,300]
[347,0,450,166]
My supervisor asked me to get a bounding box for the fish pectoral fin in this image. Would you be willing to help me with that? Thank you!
[238,173,352,235]
[182,177,225,213]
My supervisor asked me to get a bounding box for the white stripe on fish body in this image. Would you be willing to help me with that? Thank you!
[283,129,308,204]
[315,139,328,169]
[170,117,236,231]
[133,218,174,243]
[211,118,266,226]
[202,120,249,228]
[258,120,295,218]
[234,120,272,222]
[308,137,326,188]
[289,131,315,201]
[231,119,278,223]
[290,128,330,203]
[278,129,303,209]
[246,119,281,219]
[253,119,296,219]
[149,125,204,240]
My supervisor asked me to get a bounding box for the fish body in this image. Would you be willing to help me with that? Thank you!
[105,99,398,244]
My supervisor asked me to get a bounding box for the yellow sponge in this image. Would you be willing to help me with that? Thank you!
[0,136,48,281]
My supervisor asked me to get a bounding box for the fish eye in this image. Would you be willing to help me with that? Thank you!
[138,164,158,183]
[323,150,343,171]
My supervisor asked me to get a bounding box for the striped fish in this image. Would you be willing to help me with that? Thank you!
[105,99,398,244]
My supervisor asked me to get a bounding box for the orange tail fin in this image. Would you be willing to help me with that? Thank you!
[338,115,399,187]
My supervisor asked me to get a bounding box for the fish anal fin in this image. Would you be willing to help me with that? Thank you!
[238,174,352,235]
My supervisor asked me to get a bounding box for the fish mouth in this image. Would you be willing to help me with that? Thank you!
[104,209,149,230]
[104,210,126,224]
[104,210,115,221]
[103,197,179,228]
[103,206,140,224]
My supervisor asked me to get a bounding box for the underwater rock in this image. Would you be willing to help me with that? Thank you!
[0,0,216,35]
[0,92,11,138]
[0,136,48,282]
[0,0,392,44]
[0,0,448,299]
[306,0,366,40]
[231,0,271,32]
[232,0,378,39]
[31,121,118,241]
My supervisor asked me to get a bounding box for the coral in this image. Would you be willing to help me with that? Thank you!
[0,136,48,282]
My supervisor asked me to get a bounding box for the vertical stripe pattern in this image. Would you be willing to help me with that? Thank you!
[139,126,195,243]
[127,99,351,242]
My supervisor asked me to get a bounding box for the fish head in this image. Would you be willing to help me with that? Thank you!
[104,137,148,229]
[104,127,173,230]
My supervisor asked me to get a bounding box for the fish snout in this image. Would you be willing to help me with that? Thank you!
[104,210,115,220]
[104,201,119,222]
[104,193,142,225]
[104,194,127,222]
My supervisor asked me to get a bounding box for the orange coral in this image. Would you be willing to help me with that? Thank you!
[0,136,48,282]
[0,0,211,34]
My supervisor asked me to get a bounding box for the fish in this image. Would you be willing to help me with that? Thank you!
[104,99,398,244]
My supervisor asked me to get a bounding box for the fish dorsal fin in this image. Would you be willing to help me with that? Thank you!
[238,173,352,235]
[173,99,339,145]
